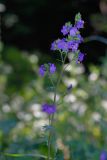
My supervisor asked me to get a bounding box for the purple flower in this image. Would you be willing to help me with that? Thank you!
[51,39,68,52]
[70,27,78,37]
[100,151,107,160]
[71,43,79,52]
[61,25,69,35]
[51,41,57,51]
[75,20,84,29]
[42,104,56,114]
[77,52,85,63]
[61,23,72,36]
[57,39,68,52]
[76,34,84,43]
[67,40,74,48]
[49,63,56,74]
[39,65,46,77]
[67,41,79,52]
[39,63,56,77]
[51,13,85,62]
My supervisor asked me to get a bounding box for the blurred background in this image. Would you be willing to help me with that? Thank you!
[0,0,107,159]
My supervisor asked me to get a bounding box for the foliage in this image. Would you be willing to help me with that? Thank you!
[90,14,107,32]
[0,45,107,159]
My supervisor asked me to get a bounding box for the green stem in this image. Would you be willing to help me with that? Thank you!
[47,115,51,160]
[52,53,67,122]
[48,74,55,89]
[47,53,67,160]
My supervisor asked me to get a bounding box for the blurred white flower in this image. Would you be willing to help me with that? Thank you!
[89,73,99,81]
[4,14,18,27]
[101,100,107,110]
[69,102,87,116]
[63,78,78,87]
[17,112,32,121]
[30,103,46,118]
[33,120,48,129]
[48,93,60,102]
[64,63,84,75]
[76,89,88,99]
[29,55,38,64]
[2,104,10,113]
[64,94,76,103]
[92,112,101,122]
[0,3,6,12]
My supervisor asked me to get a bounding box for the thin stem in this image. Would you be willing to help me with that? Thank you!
[48,74,55,89]
[47,76,55,160]
[60,50,64,63]
[47,115,51,160]
[47,53,67,160]
[53,53,67,104]
[51,54,67,126]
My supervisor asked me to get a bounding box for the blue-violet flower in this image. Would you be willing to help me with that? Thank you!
[70,27,78,37]
[49,63,56,74]
[39,65,46,77]
[100,151,107,160]
[75,19,84,29]
[42,104,56,114]
[39,63,56,76]
[51,13,85,64]
[61,23,72,36]
[77,52,85,63]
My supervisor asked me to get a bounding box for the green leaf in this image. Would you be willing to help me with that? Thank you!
[75,13,81,22]
[3,153,47,159]
[65,22,72,27]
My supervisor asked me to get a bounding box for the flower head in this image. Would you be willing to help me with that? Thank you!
[51,13,85,64]
[70,27,78,37]
[75,19,84,29]
[100,151,107,160]
[42,104,56,114]
[39,65,46,77]
[57,39,68,52]
[51,39,68,52]
[77,52,85,63]
[67,40,79,52]
[61,25,69,36]
[51,41,57,50]
[49,63,56,74]
[39,63,56,77]
[61,22,72,36]
[71,43,79,52]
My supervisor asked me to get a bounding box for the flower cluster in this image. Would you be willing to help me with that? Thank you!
[42,104,56,114]
[51,13,85,63]
[39,13,85,116]
[39,63,56,77]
